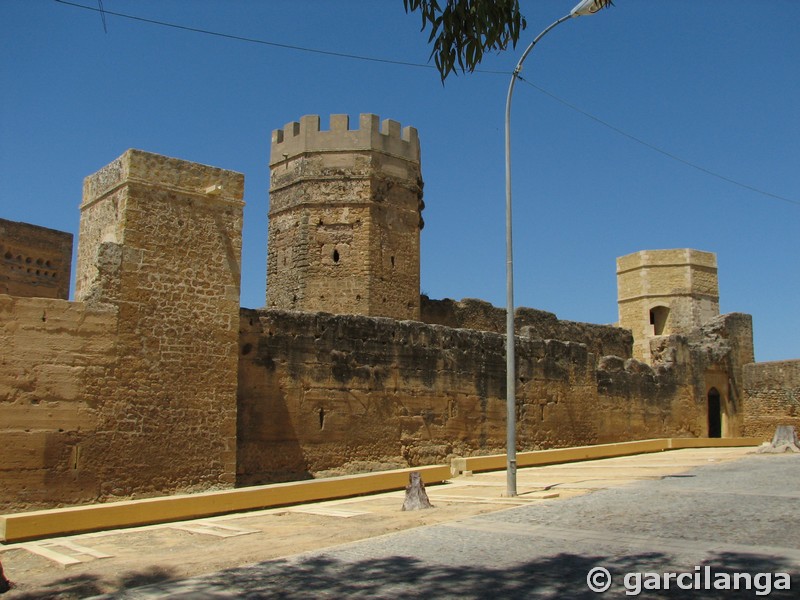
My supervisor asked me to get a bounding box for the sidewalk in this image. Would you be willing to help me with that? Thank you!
[0,446,767,599]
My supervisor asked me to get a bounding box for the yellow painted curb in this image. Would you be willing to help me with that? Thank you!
[667,437,762,449]
[0,437,762,543]
[450,437,763,475]
[0,465,451,543]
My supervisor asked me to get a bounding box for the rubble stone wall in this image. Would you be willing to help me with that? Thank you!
[237,309,702,485]
[420,296,632,359]
[72,149,245,502]
[743,360,800,440]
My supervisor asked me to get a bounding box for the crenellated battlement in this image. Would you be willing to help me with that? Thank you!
[266,113,423,321]
[270,113,419,166]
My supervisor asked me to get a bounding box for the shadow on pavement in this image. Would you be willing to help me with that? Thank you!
[10,566,175,600]
[105,550,797,599]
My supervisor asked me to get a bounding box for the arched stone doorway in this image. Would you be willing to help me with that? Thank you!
[708,388,722,438]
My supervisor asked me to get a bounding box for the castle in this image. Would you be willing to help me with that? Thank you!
[1,114,798,512]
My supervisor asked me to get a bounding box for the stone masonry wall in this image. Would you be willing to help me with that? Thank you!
[267,114,423,320]
[1,217,73,300]
[237,309,701,485]
[742,360,800,440]
[420,296,632,360]
[0,295,117,511]
[72,149,245,502]
[617,249,720,362]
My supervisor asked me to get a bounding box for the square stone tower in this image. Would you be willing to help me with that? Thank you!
[617,249,720,362]
[267,114,424,320]
[75,149,244,496]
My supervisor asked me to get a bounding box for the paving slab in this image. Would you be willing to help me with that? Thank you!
[3,447,787,599]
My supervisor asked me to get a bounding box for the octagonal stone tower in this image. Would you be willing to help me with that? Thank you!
[267,114,424,320]
[617,249,720,363]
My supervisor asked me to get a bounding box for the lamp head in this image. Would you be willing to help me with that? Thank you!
[571,0,614,17]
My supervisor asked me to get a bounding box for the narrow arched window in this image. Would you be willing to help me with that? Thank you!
[649,306,670,335]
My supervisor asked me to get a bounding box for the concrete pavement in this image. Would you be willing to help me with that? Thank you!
[2,447,797,598]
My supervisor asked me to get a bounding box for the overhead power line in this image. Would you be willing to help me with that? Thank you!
[53,0,799,209]
[517,76,800,208]
[53,0,457,71]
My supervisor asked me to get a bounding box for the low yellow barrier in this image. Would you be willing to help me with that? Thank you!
[1,465,451,543]
[449,437,762,475]
[1,437,761,543]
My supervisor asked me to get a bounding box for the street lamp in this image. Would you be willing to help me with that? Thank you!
[504,0,612,497]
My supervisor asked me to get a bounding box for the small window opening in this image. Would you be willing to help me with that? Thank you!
[649,306,670,336]
[391,255,395,267]
[318,407,325,430]
[332,249,340,263]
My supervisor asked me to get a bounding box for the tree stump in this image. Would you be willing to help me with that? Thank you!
[401,472,434,511]
[757,425,800,453]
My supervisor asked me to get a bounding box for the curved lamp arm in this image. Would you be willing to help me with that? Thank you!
[503,0,612,498]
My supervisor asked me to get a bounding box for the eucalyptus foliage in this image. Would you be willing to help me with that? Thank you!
[404,0,613,81]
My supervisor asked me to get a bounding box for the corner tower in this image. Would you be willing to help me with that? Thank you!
[75,149,244,495]
[617,249,720,362]
[267,114,424,320]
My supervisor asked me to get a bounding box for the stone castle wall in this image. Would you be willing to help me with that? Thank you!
[236,308,703,486]
[650,312,754,438]
[420,296,632,359]
[0,150,246,512]
[0,218,73,300]
[2,134,794,514]
[0,295,117,511]
[742,360,800,440]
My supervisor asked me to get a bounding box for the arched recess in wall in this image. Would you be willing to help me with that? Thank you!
[707,388,722,438]
[650,305,670,336]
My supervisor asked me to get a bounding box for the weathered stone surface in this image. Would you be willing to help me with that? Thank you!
[617,249,720,363]
[0,295,116,510]
[236,308,706,485]
[743,361,800,440]
[2,137,793,515]
[1,150,245,513]
[267,114,423,321]
[420,296,632,359]
[73,149,244,502]
[645,313,755,439]
[0,218,73,300]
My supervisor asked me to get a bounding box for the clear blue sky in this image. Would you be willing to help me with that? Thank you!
[2,1,798,362]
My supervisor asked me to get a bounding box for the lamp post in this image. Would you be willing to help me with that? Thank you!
[504,0,612,498]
